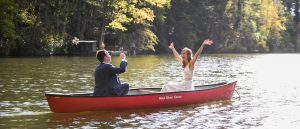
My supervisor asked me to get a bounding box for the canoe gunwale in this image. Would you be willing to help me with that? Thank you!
[45,81,236,98]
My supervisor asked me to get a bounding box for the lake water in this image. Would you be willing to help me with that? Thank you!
[0,54,300,128]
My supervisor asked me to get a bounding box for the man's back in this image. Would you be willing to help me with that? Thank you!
[93,61,128,96]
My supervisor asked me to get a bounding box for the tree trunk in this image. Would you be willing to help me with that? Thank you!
[295,0,300,52]
[75,6,82,38]
[297,22,300,52]
[80,19,86,40]
[99,21,106,49]
[234,0,242,30]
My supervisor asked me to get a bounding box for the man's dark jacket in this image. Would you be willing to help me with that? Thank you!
[93,61,128,96]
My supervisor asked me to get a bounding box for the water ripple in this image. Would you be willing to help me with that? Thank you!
[1,54,300,128]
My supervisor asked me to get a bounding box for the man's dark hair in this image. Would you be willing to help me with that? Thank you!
[96,50,106,63]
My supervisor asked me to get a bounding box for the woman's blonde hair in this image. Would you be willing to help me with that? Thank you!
[181,47,193,68]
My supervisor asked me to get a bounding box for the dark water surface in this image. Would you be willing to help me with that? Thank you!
[1,54,300,128]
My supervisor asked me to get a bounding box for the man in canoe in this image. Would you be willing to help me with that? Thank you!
[93,49,129,96]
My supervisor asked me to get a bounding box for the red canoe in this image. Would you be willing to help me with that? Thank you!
[45,81,237,113]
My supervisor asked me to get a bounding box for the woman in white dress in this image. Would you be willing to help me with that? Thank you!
[160,39,213,92]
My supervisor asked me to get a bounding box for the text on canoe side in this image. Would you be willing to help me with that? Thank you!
[159,95,182,100]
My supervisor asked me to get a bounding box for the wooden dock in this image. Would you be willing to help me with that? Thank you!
[107,51,128,56]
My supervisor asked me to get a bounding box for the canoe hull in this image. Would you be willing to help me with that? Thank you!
[46,81,236,113]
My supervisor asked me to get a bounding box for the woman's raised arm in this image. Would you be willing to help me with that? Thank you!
[190,39,213,66]
[169,42,182,63]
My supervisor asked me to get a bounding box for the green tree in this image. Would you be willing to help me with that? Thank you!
[282,0,300,52]
[162,0,227,52]
[86,0,167,51]
[12,0,91,55]
[224,0,287,52]
[0,0,16,56]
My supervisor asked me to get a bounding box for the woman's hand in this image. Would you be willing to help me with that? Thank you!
[169,42,182,62]
[202,39,214,46]
[169,42,175,49]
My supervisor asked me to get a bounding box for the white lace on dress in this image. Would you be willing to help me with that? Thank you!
[160,65,194,92]
[182,65,193,81]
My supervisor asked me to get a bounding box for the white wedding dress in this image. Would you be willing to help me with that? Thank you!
[160,65,194,92]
